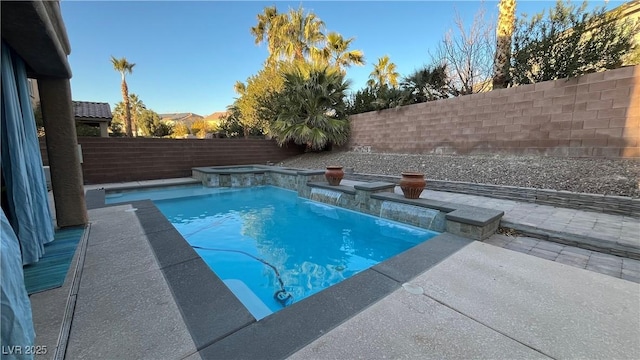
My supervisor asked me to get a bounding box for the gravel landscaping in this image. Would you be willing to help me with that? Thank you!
[279,151,640,198]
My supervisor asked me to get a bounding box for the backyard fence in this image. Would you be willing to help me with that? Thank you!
[349,65,640,158]
[39,137,303,184]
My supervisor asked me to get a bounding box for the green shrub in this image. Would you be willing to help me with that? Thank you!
[76,124,101,137]
[510,0,639,84]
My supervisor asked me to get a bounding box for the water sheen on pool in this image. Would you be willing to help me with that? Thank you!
[108,185,439,319]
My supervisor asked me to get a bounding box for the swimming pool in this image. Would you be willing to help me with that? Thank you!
[106,185,439,319]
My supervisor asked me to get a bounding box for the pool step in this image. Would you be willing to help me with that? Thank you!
[223,279,273,321]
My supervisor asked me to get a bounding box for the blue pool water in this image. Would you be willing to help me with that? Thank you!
[106,185,439,319]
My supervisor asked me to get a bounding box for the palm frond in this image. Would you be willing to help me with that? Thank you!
[270,66,350,149]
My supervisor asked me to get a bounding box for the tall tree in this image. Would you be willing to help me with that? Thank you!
[218,104,245,138]
[128,93,146,137]
[233,62,287,138]
[112,95,144,132]
[172,122,190,138]
[111,101,125,126]
[279,7,325,62]
[233,81,247,96]
[110,102,126,136]
[492,0,516,89]
[110,56,135,137]
[317,32,365,72]
[136,109,168,137]
[250,6,281,60]
[367,55,400,88]
[432,5,495,95]
[251,6,325,63]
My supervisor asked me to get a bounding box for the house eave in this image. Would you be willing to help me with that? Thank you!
[75,117,112,124]
[1,1,72,79]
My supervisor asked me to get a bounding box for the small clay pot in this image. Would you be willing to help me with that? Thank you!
[399,172,426,199]
[325,166,344,186]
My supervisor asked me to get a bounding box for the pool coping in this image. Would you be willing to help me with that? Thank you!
[192,164,319,177]
[86,187,474,359]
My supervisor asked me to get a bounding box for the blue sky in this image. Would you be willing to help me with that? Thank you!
[60,0,621,116]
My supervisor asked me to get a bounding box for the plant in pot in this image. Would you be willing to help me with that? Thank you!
[399,171,426,199]
[325,166,344,186]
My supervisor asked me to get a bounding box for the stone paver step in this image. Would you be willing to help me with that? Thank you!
[401,188,640,259]
[484,234,640,283]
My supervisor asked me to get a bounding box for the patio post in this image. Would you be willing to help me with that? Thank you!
[38,77,88,227]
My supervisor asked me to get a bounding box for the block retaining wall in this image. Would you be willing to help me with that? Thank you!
[349,66,640,158]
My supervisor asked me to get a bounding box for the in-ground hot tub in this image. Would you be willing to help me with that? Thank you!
[192,164,325,188]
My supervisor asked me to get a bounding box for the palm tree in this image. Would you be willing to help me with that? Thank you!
[110,56,136,136]
[401,64,450,103]
[317,32,365,72]
[367,55,400,88]
[251,6,325,63]
[111,101,126,131]
[128,94,146,136]
[281,7,325,62]
[250,6,280,58]
[492,0,516,89]
[271,66,350,150]
[233,81,247,95]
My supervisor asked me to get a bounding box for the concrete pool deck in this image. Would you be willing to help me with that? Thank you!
[30,178,640,359]
[291,240,639,359]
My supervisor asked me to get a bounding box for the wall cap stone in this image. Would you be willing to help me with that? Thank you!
[353,182,396,191]
[296,170,325,176]
[370,192,458,213]
[446,208,505,227]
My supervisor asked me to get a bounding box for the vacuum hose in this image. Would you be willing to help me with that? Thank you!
[192,245,294,307]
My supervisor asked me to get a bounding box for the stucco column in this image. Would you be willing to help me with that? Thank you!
[38,77,88,227]
[100,122,109,137]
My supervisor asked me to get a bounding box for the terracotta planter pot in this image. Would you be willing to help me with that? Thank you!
[325,166,344,186]
[399,172,426,199]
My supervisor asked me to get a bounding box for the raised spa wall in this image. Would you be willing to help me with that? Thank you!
[192,165,504,240]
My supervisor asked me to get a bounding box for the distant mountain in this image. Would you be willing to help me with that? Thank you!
[159,111,228,131]
[203,111,227,122]
[159,112,203,126]
[202,111,228,126]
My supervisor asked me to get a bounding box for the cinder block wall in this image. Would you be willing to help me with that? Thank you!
[349,65,639,158]
[40,137,303,184]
